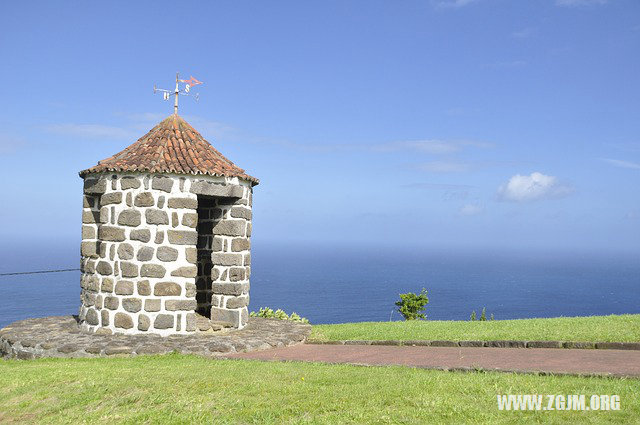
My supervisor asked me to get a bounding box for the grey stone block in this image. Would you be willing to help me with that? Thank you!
[171,212,179,227]
[141,264,166,278]
[212,220,245,237]
[101,310,109,326]
[485,340,526,348]
[117,243,134,260]
[157,246,179,262]
[114,312,134,329]
[154,314,174,329]
[96,261,113,275]
[185,313,197,331]
[157,196,165,208]
[98,226,126,242]
[85,309,99,326]
[190,181,243,198]
[229,267,246,282]
[170,266,197,278]
[185,282,196,297]
[152,177,174,193]
[122,298,142,313]
[101,192,123,205]
[134,192,155,207]
[154,281,181,296]
[230,206,252,220]
[167,230,197,245]
[115,280,134,295]
[225,295,249,309]
[212,252,243,266]
[231,238,250,252]
[120,262,139,278]
[138,314,150,331]
[211,282,249,296]
[130,229,151,242]
[168,197,198,209]
[146,209,169,225]
[82,225,96,239]
[137,246,154,261]
[185,247,197,264]
[144,299,161,312]
[527,341,563,349]
[82,210,100,224]
[83,178,107,194]
[182,212,198,228]
[137,280,151,296]
[81,241,100,258]
[210,307,240,327]
[118,209,142,227]
[101,277,114,292]
[165,300,197,311]
[120,176,141,189]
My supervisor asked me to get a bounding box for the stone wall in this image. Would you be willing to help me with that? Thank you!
[79,172,253,336]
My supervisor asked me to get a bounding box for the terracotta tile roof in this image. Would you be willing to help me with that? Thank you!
[79,114,258,185]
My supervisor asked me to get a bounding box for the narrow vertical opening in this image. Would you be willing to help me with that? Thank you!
[195,196,219,317]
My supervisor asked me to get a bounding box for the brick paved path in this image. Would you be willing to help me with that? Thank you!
[228,344,640,377]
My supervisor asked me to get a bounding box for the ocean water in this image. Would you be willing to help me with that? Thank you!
[0,243,638,328]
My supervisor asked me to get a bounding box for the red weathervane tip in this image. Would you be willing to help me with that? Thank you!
[179,76,203,86]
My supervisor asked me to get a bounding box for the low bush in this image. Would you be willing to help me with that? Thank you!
[249,307,310,324]
[395,288,429,320]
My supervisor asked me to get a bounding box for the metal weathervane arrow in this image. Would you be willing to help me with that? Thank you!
[154,73,203,114]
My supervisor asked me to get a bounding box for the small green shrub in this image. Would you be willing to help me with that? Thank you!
[249,307,310,324]
[470,308,494,321]
[395,288,429,320]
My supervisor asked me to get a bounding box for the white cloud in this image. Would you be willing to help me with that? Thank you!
[434,0,479,8]
[601,158,640,170]
[497,172,574,202]
[46,124,136,140]
[459,203,484,216]
[556,0,608,6]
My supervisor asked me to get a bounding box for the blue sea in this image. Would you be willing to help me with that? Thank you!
[0,242,638,329]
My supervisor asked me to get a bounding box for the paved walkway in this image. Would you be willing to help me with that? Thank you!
[228,344,640,378]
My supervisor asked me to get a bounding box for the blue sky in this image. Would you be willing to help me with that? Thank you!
[1,0,638,253]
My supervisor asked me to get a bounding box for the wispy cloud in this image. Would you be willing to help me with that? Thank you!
[512,27,536,39]
[433,0,479,8]
[0,134,26,155]
[601,158,640,170]
[482,60,527,69]
[418,161,472,173]
[402,183,474,190]
[458,203,484,216]
[497,172,574,202]
[46,123,137,140]
[556,0,608,6]
[374,139,492,155]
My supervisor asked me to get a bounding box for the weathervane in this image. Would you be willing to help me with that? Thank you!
[154,72,203,115]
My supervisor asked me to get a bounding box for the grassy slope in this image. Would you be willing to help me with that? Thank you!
[311,314,640,342]
[0,355,638,424]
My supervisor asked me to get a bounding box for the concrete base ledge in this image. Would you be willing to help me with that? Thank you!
[307,339,640,350]
[0,316,311,360]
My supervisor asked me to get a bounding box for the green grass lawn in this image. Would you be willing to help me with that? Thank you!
[310,314,640,343]
[0,355,638,424]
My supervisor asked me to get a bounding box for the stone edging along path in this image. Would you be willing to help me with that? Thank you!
[0,316,311,360]
[306,339,640,350]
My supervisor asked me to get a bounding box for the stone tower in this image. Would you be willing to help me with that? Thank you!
[78,114,258,336]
